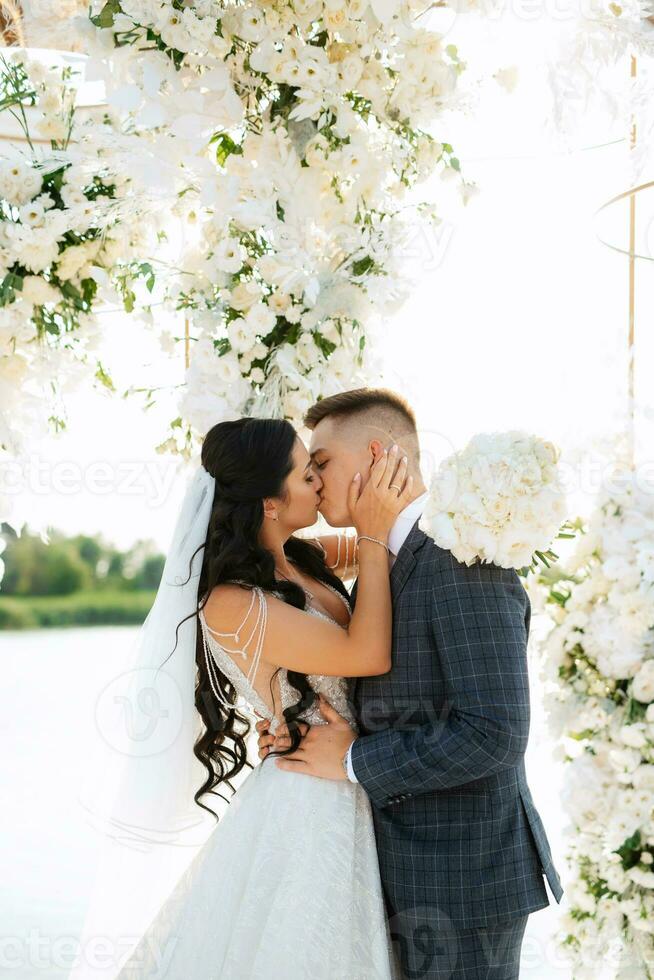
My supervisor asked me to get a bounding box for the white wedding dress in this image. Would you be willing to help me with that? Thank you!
[114,583,398,980]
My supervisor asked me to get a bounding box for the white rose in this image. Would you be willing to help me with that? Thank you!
[228,280,262,311]
[213,237,246,274]
[267,289,291,315]
[633,660,654,704]
[418,511,455,552]
[0,162,42,205]
[20,275,60,305]
[627,867,654,889]
[605,863,630,893]
[294,332,320,369]
[609,748,643,775]
[620,724,648,749]
[244,302,277,336]
[16,238,60,274]
[567,878,597,914]
[227,317,256,354]
[214,352,243,386]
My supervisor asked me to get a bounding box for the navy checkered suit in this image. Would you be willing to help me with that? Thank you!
[347,521,563,977]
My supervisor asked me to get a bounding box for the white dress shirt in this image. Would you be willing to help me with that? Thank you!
[345,490,430,782]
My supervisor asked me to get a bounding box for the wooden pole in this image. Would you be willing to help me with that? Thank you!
[0,1,24,45]
[627,54,637,468]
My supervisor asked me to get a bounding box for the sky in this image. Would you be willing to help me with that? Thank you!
[11,15,654,553]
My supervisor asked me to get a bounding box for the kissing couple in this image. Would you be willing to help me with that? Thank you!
[77,387,563,980]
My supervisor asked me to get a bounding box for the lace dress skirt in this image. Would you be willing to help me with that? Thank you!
[114,755,399,979]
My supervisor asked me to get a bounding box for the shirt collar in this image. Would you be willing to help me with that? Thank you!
[388,490,430,558]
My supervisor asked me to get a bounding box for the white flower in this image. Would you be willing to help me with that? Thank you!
[20,276,60,306]
[0,161,42,206]
[619,724,649,749]
[609,747,643,776]
[628,867,654,889]
[561,752,617,827]
[633,660,654,704]
[567,878,598,914]
[244,302,277,336]
[228,280,263,311]
[55,242,101,281]
[213,237,246,273]
[227,317,256,354]
[419,431,567,569]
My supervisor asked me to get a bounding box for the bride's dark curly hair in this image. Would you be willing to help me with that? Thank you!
[171,417,350,822]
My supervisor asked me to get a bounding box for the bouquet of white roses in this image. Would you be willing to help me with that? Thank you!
[419,431,570,571]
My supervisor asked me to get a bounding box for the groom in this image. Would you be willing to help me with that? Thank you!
[256,387,563,979]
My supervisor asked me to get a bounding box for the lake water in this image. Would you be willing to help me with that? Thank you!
[1,626,572,979]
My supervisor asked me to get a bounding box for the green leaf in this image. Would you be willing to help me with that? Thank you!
[95,361,116,392]
[214,337,231,356]
[90,0,122,29]
[625,699,648,724]
[614,830,642,870]
[212,132,243,166]
[351,255,374,277]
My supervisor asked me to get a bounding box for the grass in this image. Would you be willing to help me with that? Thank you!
[0,590,157,629]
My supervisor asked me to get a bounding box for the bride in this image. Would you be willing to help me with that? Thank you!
[76,416,412,979]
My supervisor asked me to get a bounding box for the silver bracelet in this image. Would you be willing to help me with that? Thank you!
[356,534,390,554]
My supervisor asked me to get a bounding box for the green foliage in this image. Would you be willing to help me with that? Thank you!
[130,554,165,590]
[211,132,243,166]
[1,534,90,596]
[615,830,643,871]
[0,590,156,628]
[90,0,122,29]
[0,524,166,602]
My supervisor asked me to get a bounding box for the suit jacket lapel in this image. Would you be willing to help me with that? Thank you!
[389,519,427,602]
[349,519,427,610]
[349,520,427,709]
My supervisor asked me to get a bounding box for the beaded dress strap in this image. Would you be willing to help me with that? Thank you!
[198,585,269,715]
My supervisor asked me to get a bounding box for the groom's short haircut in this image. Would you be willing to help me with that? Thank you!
[304,387,420,461]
